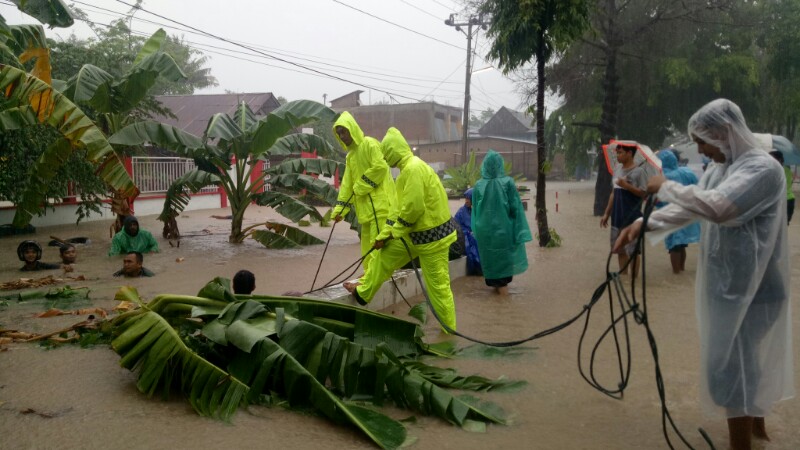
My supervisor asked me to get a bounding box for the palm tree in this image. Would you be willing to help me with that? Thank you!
[109,100,346,247]
[480,0,591,246]
[57,28,185,231]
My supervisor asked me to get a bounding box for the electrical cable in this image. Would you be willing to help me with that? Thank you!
[393,194,714,449]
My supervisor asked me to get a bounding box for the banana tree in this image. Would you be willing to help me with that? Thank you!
[0,64,137,227]
[0,1,135,226]
[111,278,523,449]
[56,28,185,230]
[109,100,346,246]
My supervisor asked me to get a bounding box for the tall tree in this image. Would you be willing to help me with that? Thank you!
[480,0,591,246]
[543,0,739,215]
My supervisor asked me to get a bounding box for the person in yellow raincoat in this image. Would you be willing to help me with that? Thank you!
[344,127,457,331]
[331,112,396,272]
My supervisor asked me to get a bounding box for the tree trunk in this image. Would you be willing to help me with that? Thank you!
[229,210,245,243]
[593,1,621,216]
[535,34,551,247]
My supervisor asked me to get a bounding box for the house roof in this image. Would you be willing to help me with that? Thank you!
[154,92,281,136]
[330,90,364,108]
[478,106,534,136]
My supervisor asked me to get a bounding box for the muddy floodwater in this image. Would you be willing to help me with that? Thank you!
[2,181,799,449]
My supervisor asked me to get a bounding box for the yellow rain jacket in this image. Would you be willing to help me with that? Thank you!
[354,127,457,331]
[331,112,396,266]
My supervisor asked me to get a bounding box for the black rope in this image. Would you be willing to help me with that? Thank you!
[309,194,354,293]
[395,195,713,450]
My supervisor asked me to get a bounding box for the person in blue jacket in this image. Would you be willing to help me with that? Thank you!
[657,149,701,273]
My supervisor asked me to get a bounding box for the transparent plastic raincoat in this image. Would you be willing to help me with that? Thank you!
[655,150,701,251]
[645,99,794,417]
[331,112,396,270]
[353,127,457,330]
[471,151,532,280]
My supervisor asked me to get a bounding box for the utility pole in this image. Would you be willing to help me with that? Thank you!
[445,13,489,164]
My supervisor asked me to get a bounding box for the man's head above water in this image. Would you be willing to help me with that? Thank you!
[123,216,140,237]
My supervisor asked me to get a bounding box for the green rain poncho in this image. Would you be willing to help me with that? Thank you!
[472,150,532,280]
[331,112,396,268]
[354,127,457,330]
[108,216,160,256]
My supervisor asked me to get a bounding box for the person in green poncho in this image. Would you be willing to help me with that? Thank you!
[471,150,532,295]
[108,216,159,256]
[344,127,458,331]
[331,112,397,273]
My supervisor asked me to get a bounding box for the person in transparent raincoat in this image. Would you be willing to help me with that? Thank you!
[615,99,793,450]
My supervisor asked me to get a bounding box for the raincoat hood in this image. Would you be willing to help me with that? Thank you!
[332,111,365,151]
[481,150,506,179]
[380,127,413,168]
[687,99,761,163]
[123,215,140,237]
[464,188,473,200]
[658,149,679,171]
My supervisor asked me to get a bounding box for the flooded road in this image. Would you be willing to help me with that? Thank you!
[2,182,799,449]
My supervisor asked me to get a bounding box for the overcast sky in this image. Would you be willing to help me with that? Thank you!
[1,0,557,115]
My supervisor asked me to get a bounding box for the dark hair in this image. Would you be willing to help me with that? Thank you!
[126,251,144,264]
[233,270,256,295]
[769,150,784,164]
[59,243,76,255]
[17,240,42,261]
[617,144,637,153]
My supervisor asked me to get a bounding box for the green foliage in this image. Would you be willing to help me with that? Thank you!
[0,124,106,222]
[537,227,561,248]
[481,0,591,73]
[110,279,522,449]
[544,106,600,176]
[443,150,480,194]
[110,100,341,246]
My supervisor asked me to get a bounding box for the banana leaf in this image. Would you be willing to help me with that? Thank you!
[251,190,327,222]
[378,344,506,427]
[227,332,406,450]
[234,101,258,135]
[249,100,337,159]
[205,111,243,142]
[0,64,137,226]
[267,132,341,157]
[250,222,324,247]
[157,168,220,221]
[108,120,204,154]
[9,0,74,28]
[265,157,344,179]
[133,28,166,65]
[112,310,249,420]
[0,104,36,130]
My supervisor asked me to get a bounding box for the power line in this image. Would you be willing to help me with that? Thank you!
[70,0,464,87]
[111,0,427,103]
[398,0,442,21]
[331,0,462,50]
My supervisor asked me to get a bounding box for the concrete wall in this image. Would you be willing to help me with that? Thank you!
[0,192,223,228]
[336,102,463,145]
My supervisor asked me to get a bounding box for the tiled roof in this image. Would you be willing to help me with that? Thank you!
[153,93,281,137]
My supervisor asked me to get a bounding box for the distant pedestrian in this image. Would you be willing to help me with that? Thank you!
[600,143,647,278]
[454,188,481,275]
[656,150,701,273]
[471,150,532,295]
